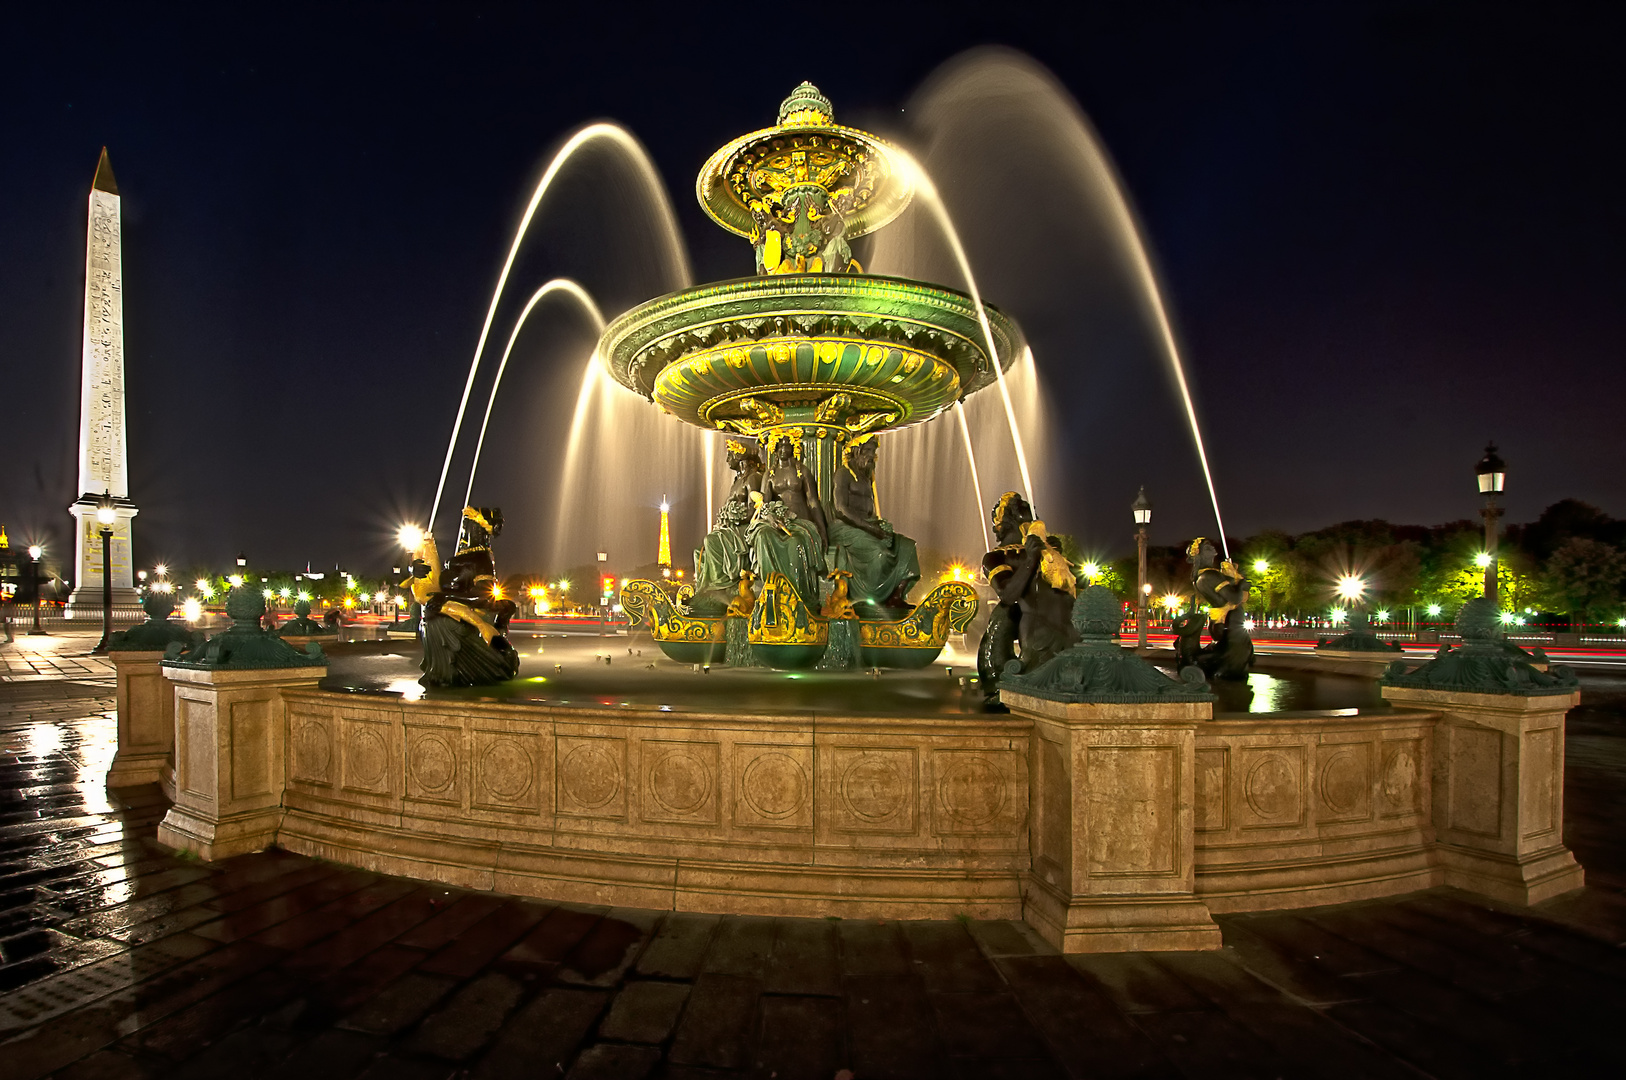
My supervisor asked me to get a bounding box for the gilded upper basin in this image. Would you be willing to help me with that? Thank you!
[598,274,1024,436]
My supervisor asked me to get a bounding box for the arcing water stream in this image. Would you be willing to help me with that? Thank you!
[428,123,690,538]
[433,53,1232,574]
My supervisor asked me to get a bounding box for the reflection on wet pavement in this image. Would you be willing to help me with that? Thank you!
[0,668,1623,1078]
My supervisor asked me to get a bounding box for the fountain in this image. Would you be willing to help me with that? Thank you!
[607,83,1004,669]
[133,75,1588,954]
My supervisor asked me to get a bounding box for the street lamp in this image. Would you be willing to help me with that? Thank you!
[27,545,44,635]
[1132,487,1152,649]
[92,491,116,653]
[1475,443,1506,602]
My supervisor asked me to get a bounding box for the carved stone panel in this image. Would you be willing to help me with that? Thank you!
[931,749,1019,837]
[229,699,273,801]
[733,744,813,830]
[1316,742,1373,823]
[1084,746,1177,877]
[1520,726,1560,842]
[828,747,917,835]
[556,735,627,820]
[641,740,720,825]
[1378,737,1424,818]
[404,724,461,806]
[1195,747,1228,832]
[342,717,392,796]
[1037,737,1070,875]
[289,712,333,786]
[1446,725,1503,838]
[1238,745,1306,830]
[473,729,542,814]
[177,694,215,799]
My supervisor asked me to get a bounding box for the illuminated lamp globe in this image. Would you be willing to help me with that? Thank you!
[1131,487,1152,526]
[1475,442,1506,495]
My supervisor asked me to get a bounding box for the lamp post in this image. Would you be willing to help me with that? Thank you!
[1475,443,1506,602]
[1132,487,1152,649]
[92,491,116,653]
[27,545,44,635]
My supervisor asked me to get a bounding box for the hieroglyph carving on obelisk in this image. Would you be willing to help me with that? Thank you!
[67,148,139,612]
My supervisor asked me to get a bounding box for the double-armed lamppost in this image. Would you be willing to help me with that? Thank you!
[1132,487,1152,649]
[27,545,44,635]
[1475,443,1507,602]
[92,491,116,653]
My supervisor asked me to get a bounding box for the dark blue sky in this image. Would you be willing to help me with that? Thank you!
[1,3,1620,579]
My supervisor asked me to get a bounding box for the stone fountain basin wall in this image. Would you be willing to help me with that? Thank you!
[1192,713,1440,912]
[274,690,1033,920]
[256,686,1571,926]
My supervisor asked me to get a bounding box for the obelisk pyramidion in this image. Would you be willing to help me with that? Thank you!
[67,148,138,615]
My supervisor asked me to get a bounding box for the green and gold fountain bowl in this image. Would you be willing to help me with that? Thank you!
[599,274,1024,436]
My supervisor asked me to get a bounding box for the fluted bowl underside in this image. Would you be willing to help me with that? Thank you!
[599,274,1024,435]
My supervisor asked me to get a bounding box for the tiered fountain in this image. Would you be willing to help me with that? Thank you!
[610,83,1016,669]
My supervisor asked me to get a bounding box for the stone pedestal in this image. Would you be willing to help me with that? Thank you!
[1008,691,1222,953]
[157,663,326,861]
[1384,684,1584,905]
[107,651,173,787]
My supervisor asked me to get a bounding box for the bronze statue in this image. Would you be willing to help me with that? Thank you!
[827,438,920,617]
[1185,537,1254,680]
[690,440,763,615]
[410,506,521,687]
[977,492,1079,704]
[747,430,828,607]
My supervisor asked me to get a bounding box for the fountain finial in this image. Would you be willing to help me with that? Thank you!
[778,82,834,125]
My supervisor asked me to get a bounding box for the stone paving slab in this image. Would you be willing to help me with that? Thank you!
[0,678,1622,1078]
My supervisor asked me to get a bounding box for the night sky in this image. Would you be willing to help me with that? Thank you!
[1,3,1621,581]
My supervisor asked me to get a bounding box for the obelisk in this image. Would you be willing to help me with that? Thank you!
[67,148,139,615]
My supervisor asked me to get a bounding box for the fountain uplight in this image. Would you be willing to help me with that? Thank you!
[1336,575,1367,603]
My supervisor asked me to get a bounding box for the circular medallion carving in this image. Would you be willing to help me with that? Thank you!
[1244,755,1298,820]
[409,732,456,794]
[840,754,905,822]
[348,728,387,787]
[1380,747,1416,810]
[938,756,1006,826]
[560,742,621,809]
[741,752,806,819]
[293,721,330,780]
[649,748,712,814]
[480,739,532,801]
[1319,749,1365,814]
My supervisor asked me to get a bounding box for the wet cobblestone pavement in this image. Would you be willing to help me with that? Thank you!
[0,672,1623,1078]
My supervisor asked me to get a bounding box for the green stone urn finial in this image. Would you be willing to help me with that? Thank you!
[226,586,265,628]
[778,81,834,125]
[1071,585,1123,642]
[1454,597,1504,643]
[142,590,176,622]
[294,598,312,619]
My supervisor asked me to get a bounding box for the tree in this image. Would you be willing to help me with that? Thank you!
[1542,538,1626,625]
